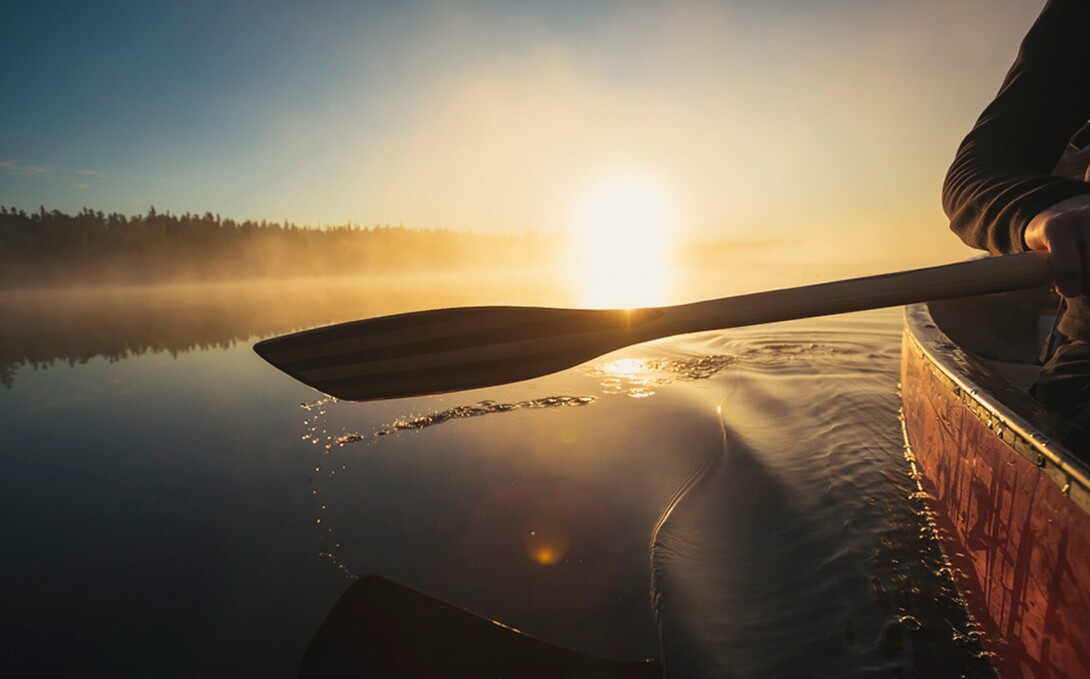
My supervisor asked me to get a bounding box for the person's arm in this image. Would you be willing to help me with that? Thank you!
[943,0,1090,295]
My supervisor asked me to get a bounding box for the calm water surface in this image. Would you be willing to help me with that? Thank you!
[0,270,994,677]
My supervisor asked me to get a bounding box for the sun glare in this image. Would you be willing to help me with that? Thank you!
[571,176,674,308]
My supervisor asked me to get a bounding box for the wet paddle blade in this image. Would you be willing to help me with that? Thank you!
[253,305,665,401]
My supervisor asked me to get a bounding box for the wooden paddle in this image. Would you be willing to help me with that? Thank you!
[253,252,1052,401]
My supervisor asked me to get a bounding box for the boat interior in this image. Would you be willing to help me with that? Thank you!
[922,286,1090,460]
[928,287,1059,393]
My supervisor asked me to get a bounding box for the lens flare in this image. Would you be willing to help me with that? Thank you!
[524,521,570,566]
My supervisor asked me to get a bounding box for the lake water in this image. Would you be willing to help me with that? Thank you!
[0,269,996,677]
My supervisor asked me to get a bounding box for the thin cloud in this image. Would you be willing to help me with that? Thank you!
[76,169,107,179]
[0,159,51,176]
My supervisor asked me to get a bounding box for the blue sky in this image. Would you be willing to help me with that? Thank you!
[1,0,1044,261]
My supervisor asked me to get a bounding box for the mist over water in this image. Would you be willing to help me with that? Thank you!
[0,266,992,676]
[0,270,575,389]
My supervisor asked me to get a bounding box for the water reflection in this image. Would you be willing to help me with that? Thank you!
[0,268,999,675]
[584,356,735,398]
[0,273,575,389]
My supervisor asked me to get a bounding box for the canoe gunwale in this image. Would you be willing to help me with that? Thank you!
[902,302,1090,516]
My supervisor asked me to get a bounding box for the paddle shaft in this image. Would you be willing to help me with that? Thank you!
[646,251,1053,340]
[255,253,1053,400]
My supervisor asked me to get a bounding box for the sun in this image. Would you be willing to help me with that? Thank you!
[570,176,675,308]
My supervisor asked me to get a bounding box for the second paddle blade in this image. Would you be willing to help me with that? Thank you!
[253,305,664,401]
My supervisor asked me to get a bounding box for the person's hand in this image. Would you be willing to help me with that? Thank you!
[1025,194,1090,297]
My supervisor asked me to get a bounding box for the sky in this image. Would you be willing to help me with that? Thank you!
[1,0,1046,264]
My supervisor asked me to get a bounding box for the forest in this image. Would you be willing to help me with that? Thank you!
[0,206,564,288]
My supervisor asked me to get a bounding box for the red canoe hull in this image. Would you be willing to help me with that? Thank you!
[902,300,1090,679]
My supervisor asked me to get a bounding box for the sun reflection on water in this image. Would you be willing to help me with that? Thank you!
[583,355,735,398]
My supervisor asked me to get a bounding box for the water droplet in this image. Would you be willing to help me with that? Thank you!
[898,615,922,631]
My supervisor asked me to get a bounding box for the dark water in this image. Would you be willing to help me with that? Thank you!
[0,278,993,677]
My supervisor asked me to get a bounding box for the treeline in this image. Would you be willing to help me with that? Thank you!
[0,206,564,288]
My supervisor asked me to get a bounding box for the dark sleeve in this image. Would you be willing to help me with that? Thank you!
[943,0,1090,254]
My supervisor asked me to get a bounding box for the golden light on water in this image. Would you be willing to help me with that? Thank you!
[593,358,660,398]
[571,176,674,308]
[597,357,647,376]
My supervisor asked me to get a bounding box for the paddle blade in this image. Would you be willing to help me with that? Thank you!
[253,305,663,401]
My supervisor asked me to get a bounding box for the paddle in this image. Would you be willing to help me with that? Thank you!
[254,252,1052,401]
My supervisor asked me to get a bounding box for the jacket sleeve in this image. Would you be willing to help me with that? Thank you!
[943,0,1090,255]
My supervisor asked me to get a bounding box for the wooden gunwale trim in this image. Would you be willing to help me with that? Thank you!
[903,303,1090,517]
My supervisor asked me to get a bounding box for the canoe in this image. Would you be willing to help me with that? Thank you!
[901,287,1090,678]
[298,574,662,678]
